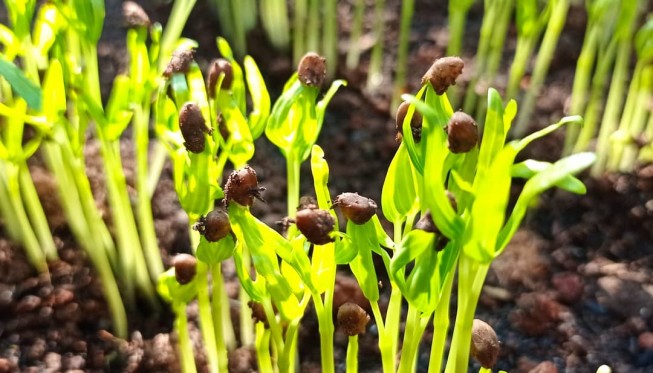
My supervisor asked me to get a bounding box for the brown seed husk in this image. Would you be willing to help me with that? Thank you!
[333,193,377,225]
[421,56,464,95]
[122,1,150,28]
[179,102,210,153]
[395,101,423,142]
[470,319,500,369]
[295,207,335,245]
[446,111,479,153]
[199,208,231,242]
[247,301,269,328]
[337,302,370,336]
[207,58,234,96]
[163,49,195,78]
[224,165,265,207]
[298,52,326,88]
[173,254,197,285]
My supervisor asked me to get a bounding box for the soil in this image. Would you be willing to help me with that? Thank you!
[1,0,653,372]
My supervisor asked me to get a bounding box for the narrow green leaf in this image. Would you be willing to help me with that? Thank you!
[381,142,418,223]
[0,57,41,110]
[244,55,270,139]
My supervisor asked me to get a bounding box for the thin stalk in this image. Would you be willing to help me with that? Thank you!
[462,0,501,114]
[323,0,338,80]
[392,0,416,111]
[312,292,335,373]
[506,37,536,100]
[427,272,454,373]
[146,143,168,198]
[474,0,514,122]
[0,163,23,240]
[174,302,197,373]
[41,142,128,337]
[564,25,602,154]
[281,315,302,373]
[346,0,366,70]
[447,8,469,57]
[370,300,394,373]
[396,305,423,372]
[229,0,247,58]
[306,0,320,52]
[617,65,653,172]
[133,103,164,280]
[158,0,198,72]
[255,323,274,373]
[293,0,308,64]
[211,264,231,373]
[573,39,619,153]
[260,0,290,51]
[346,335,359,373]
[196,263,220,373]
[286,152,301,218]
[0,163,47,273]
[366,0,386,91]
[18,163,58,260]
[444,256,490,373]
[239,253,255,347]
[514,0,570,137]
[607,63,643,171]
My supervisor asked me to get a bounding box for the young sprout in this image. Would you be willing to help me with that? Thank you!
[173,254,198,285]
[421,56,465,95]
[445,111,479,153]
[470,319,500,369]
[224,165,265,207]
[294,205,336,245]
[297,52,327,88]
[333,193,378,225]
[338,302,370,373]
[207,58,234,95]
[179,102,212,153]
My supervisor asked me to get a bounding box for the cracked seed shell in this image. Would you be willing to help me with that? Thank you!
[122,1,150,28]
[337,302,370,336]
[297,52,326,88]
[163,49,195,78]
[224,165,265,207]
[421,56,464,95]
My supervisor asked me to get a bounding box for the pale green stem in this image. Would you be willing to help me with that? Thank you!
[346,335,359,373]
[346,0,366,70]
[514,0,570,137]
[323,0,338,80]
[211,264,231,373]
[447,9,468,57]
[312,292,335,373]
[444,256,490,373]
[286,152,301,218]
[396,305,423,372]
[175,302,197,373]
[18,163,57,260]
[307,0,320,52]
[366,0,386,91]
[255,323,274,372]
[260,0,290,50]
[293,0,308,65]
[196,263,220,373]
[158,0,198,72]
[133,104,164,280]
[618,65,653,172]
[506,37,536,100]
[427,272,454,373]
[392,0,415,111]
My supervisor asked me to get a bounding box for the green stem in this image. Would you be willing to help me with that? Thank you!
[239,252,255,347]
[366,0,386,91]
[514,0,570,137]
[323,0,338,80]
[146,142,168,198]
[229,0,247,58]
[196,263,220,373]
[444,256,490,373]
[346,0,365,70]
[260,0,290,50]
[392,0,415,111]
[0,162,23,241]
[617,65,653,172]
[158,0,198,72]
[370,300,394,373]
[447,9,468,57]
[293,0,308,65]
[175,302,197,373]
[506,37,536,101]
[312,293,335,373]
[396,305,421,372]
[346,335,359,373]
[212,264,234,368]
[286,152,301,219]
[427,271,454,373]
[133,103,164,280]
[18,163,58,260]
[255,323,274,372]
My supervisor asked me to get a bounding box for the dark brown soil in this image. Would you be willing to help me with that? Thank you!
[1,0,652,372]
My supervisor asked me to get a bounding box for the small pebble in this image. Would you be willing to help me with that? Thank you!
[638,331,653,349]
[528,361,558,373]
